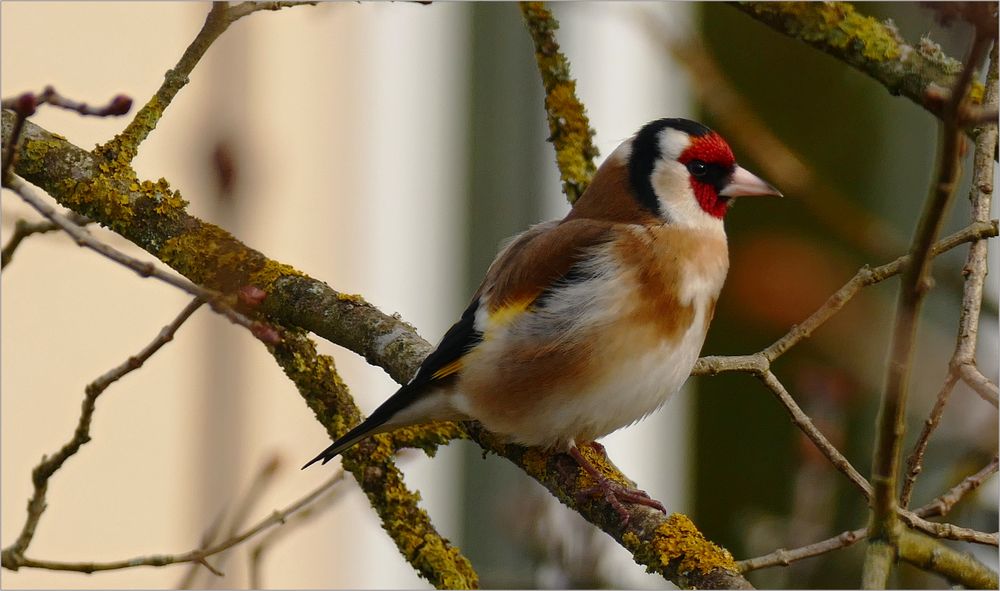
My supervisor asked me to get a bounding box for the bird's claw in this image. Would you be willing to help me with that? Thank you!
[568,444,666,527]
[575,479,666,526]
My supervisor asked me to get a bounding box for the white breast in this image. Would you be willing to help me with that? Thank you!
[536,291,715,446]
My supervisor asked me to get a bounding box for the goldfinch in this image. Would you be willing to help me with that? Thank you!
[304,118,780,520]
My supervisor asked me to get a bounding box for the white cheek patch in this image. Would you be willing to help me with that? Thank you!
[651,160,694,217]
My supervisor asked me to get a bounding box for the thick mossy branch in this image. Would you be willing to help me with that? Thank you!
[465,424,752,589]
[1,111,748,589]
[734,2,985,112]
[267,330,478,590]
[519,2,599,204]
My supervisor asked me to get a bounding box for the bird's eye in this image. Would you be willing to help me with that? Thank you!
[686,160,707,178]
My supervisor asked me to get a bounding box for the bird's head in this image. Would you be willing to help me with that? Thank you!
[572,118,781,227]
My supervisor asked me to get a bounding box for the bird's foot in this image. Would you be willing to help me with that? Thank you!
[568,444,666,526]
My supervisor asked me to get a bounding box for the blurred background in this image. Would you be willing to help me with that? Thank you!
[1,2,996,589]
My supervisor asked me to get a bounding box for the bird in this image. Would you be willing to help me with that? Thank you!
[304,117,781,522]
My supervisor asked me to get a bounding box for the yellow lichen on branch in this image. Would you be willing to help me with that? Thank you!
[748,2,902,61]
[623,514,740,586]
[519,2,598,204]
[735,2,983,112]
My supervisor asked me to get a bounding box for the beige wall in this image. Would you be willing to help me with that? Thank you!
[2,3,468,588]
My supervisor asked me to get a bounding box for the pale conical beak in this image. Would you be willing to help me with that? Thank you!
[719,165,783,198]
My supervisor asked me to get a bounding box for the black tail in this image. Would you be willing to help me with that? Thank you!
[301,413,390,469]
[302,382,425,469]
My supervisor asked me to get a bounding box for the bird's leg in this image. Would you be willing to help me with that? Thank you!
[568,443,666,526]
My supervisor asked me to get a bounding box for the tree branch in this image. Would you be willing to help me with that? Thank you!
[1,212,89,268]
[900,374,959,507]
[266,330,478,589]
[691,220,998,502]
[862,27,993,589]
[733,2,987,122]
[519,2,598,204]
[899,510,998,546]
[0,111,430,384]
[951,41,1000,406]
[1,174,266,340]
[918,455,998,518]
[110,1,314,162]
[463,424,753,589]
[4,467,347,575]
[694,220,999,376]
[896,529,998,588]
[0,86,133,118]
[1,298,203,570]
[739,527,866,573]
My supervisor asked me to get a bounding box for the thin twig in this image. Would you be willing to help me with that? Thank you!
[901,374,959,507]
[746,519,997,585]
[4,468,346,574]
[175,507,229,587]
[862,28,993,589]
[1,212,90,268]
[1,93,36,180]
[965,106,999,127]
[917,455,999,518]
[0,299,203,569]
[2,174,275,342]
[0,86,132,117]
[899,511,998,546]
[761,222,999,363]
[896,33,1000,574]
[227,1,317,20]
[757,369,872,499]
[0,87,132,117]
[111,1,314,162]
[958,363,1000,407]
[1,88,132,181]
[950,41,1000,406]
[693,219,999,377]
[738,527,866,572]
